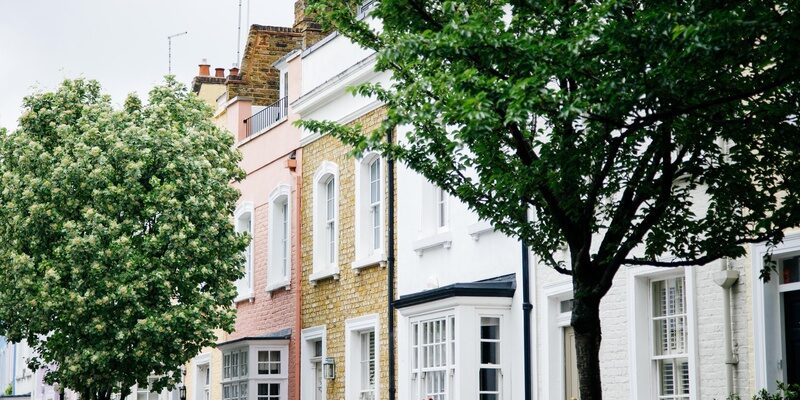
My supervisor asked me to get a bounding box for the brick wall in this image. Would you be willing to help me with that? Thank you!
[293,0,326,49]
[300,107,392,400]
[227,25,304,106]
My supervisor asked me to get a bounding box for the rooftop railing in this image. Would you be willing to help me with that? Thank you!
[244,96,288,138]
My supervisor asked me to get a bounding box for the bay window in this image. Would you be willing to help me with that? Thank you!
[219,339,289,400]
[396,274,516,400]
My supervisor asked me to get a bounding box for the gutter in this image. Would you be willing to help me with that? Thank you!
[714,258,740,397]
[522,241,533,400]
[387,127,397,400]
[290,150,303,400]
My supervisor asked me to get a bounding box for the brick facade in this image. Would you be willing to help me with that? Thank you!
[226,25,304,106]
[300,106,392,400]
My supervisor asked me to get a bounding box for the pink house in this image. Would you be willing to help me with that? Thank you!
[189,13,320,400]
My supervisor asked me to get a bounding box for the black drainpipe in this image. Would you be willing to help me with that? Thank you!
[522,240,533,400]
[387,127,397,400]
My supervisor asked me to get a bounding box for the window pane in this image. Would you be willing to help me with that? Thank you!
[314,340,323,357]
[372,204,381,250]
[481,318,500,340]
[479,369,499,391]
[481,342,499,365]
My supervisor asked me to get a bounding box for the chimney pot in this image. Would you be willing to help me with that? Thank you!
[215,68,225,78]
[229,67,240,77]
[198,61,211,77]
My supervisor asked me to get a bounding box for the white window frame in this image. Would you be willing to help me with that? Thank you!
[191,353,212,400]
[412,178,452,255]
[436,187,448,231]
[398,297,513,400]
[136,376,175,400]
[345,314,381,400]
[477,314,504,400]
[234,202,255,302]
[267,184,292,292]
[302,326,327,400]
[353,154,386,271]
[220,343,289,400]
[311,162,340,282]
[628,266,698,400]
[753,232,800,392]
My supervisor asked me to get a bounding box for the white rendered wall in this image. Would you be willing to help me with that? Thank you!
[395,125,528,400]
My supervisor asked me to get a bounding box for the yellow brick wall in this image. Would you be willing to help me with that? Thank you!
[300,106,392,400]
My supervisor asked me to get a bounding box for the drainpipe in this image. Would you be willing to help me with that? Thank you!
[289,150,303,400]
[521,240,533,400]
[713,258,740,397]
[387,128,397,400]
[12,342,16,395]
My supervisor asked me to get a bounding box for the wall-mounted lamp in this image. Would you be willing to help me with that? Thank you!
[322,357,336,380]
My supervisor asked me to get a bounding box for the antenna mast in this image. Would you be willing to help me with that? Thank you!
[167,31,188,75]
[236,0,243,67]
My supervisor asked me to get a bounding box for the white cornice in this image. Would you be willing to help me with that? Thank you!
[292,53,380,117]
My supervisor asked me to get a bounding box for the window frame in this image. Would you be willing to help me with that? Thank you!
[233,202,255,302]
[311,162,340,282]
[221,344,289,400]
[478,316,503,400]
[267,185,292,291]
[353,154,386,270]
[628,267,698,400]
[345,314,380,400]
[302,326,327,400]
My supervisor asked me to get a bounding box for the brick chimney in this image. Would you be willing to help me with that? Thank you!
[215,68,225,78]
[198,59,210,77]
[293,0,325,48]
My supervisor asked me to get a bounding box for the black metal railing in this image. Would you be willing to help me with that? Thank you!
[244,96,288,137]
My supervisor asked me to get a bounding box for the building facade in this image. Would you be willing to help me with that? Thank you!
[294,14,393,397]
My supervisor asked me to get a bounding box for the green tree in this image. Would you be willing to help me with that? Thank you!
[300,1,800,398]
[0,78,247,399]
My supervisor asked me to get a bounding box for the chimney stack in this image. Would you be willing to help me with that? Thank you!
[215,68,225,78]
[198,59,210,76]
[229,66,240,77]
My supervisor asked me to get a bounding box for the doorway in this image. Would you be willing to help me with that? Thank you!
[564,326,579,400]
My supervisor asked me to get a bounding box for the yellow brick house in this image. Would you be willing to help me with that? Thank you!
[293,8,393,397]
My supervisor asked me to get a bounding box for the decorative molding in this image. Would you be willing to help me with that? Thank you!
[466,221,494,241]
[412,231,453,255]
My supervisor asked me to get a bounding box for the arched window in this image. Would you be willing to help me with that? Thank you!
[268,184,291,291]
[234,202,254,300]
[353,153,385,270]
[312,161,339,282]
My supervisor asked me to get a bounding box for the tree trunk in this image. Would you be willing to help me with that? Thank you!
[572,294,603,400]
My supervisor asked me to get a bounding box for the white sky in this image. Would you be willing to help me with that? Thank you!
[0,0,295,131]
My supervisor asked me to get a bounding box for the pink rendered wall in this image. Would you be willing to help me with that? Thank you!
[224,52,304,400]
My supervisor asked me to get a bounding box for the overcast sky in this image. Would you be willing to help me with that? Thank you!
[0,0,295,131]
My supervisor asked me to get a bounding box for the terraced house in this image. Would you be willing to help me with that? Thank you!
[187,4,324,400]
[293,4,394,398]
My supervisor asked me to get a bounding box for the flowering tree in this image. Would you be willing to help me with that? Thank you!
[301,1,800,398]
[0,78,247,400]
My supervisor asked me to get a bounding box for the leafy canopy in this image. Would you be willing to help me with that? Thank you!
[302,0,800,295]
[0,78,247,395]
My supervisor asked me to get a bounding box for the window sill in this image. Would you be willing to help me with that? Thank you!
[266,279,291,293]
[310,269,340,285]
[351,252,386,273]
[234,291,254,304]
[412,232,453,256]
[467,221,494,241]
